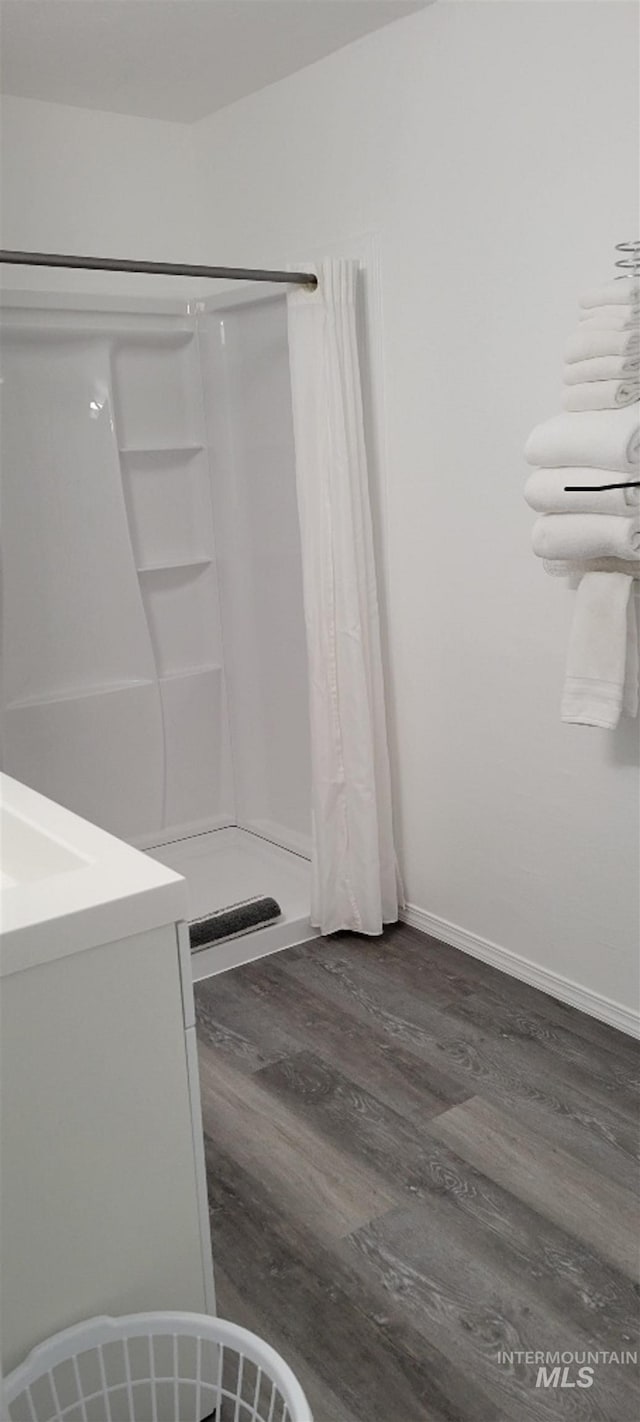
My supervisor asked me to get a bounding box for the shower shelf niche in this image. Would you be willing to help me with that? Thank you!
[121,446,214,575]
[112,330,227,788]
[109,313,233,837]
[140,566,222,679]
[137,558,213,574]
[159,665,220,682]
[5,678,156,713]
[119,443,204,456]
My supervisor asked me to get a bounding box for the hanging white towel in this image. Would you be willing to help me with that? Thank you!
[532,513,640,562]
[580,278,640,309]
[561,573,638,728]
[564,381,639,411]
[525,405,640,472]
[564,355,640,384]
[566,327,640,362]
[579,307,640,330]
[524,467,640,517]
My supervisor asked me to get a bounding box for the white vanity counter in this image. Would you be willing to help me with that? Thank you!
[0,772,187,974]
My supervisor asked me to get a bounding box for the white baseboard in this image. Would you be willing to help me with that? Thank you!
[400,903,640,1040]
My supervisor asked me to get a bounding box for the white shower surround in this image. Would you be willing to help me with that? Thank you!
[0,285,313,959]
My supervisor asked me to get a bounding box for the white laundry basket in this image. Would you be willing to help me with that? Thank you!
[2,1312,313,1422]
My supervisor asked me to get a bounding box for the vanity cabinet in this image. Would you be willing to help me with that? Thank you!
[0,776,215,1376]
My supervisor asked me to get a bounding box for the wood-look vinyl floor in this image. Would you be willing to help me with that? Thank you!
[194,924,640,1422]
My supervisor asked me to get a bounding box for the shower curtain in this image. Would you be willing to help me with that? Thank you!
[287,258,401,935]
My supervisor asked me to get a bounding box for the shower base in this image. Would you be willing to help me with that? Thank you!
[147,827,314,980]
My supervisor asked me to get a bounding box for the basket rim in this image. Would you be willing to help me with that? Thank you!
[2,1310,313,1420]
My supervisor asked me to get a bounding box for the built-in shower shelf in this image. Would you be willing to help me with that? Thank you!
[119,444,204,457]
[159,665,221,683]
[5,668,223,712]
[5,677,156,712]
[136,558,212,574]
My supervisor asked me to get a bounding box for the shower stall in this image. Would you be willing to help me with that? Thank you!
[0,284,314,973]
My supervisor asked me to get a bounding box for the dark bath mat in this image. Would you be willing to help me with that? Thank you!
[189,895,282,952]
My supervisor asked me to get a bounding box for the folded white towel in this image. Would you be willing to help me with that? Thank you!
[564,354,640,384]
[561,572,638,728]
[579,307,640,330]
[532,513,640,562]
[566,327,640,362]
[543,556,640,577]
[525,405,640,472]
[525,468,640,516]
[564,381,639,411]
[580,278,640,309]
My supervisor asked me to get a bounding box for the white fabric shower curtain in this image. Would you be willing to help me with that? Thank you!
[287,259,401,935]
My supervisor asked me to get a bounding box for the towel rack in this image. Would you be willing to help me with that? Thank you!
[614,240,640,277]
[564,479,640,493]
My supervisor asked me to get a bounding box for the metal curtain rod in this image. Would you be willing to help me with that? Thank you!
[0,249,318,288]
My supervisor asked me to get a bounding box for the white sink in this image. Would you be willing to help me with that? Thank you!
[0,806,90,885]
[0,774,187,976]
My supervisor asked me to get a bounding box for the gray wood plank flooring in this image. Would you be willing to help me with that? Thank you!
[195,924,640,1421]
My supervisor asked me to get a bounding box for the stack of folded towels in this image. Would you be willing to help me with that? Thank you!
[524,276,640,728]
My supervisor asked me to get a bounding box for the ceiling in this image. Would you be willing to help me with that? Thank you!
[0,0,430,124]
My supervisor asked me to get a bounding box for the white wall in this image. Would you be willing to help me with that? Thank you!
[0,94,202,295]
[192,0,640,1021]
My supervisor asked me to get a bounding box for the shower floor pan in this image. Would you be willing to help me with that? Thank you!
[147,827,314,979]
